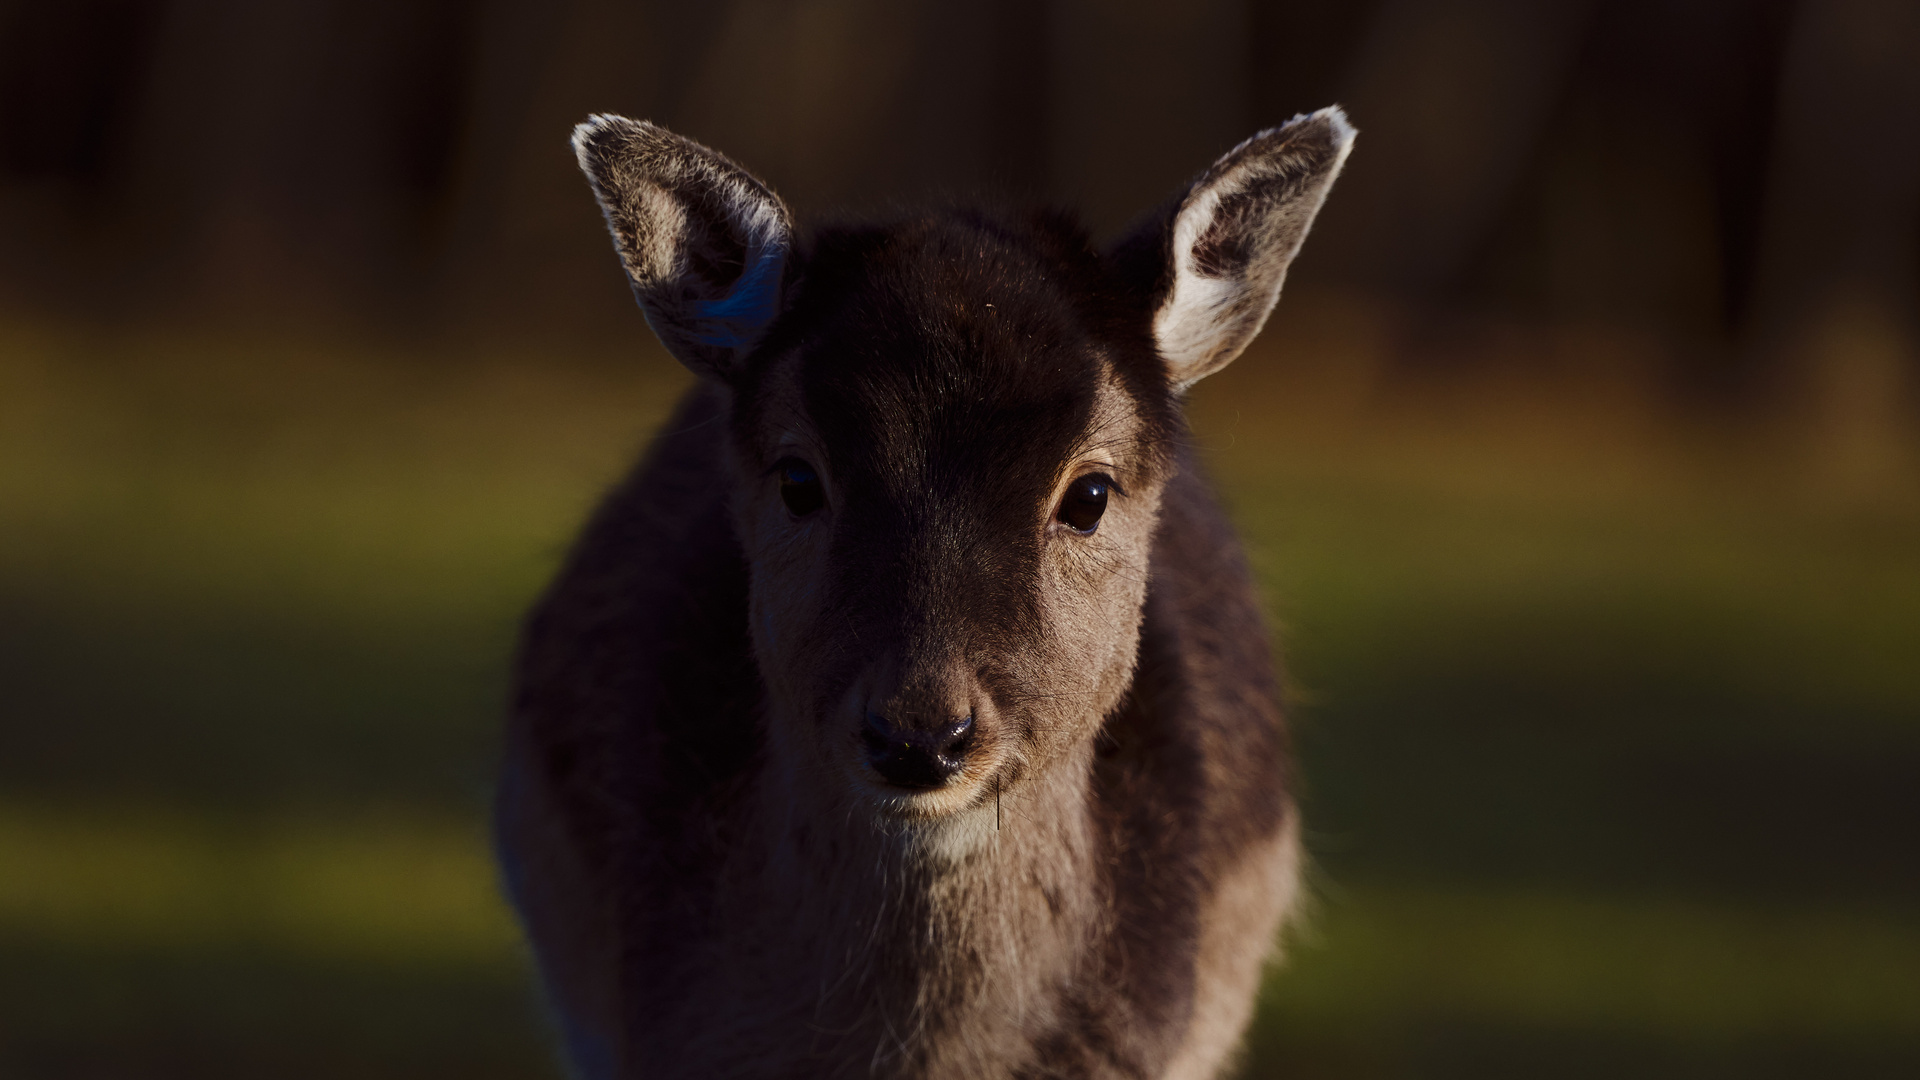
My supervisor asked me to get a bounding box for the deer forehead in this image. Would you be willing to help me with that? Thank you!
[743,340,1152,512]
[770,262,1157,483]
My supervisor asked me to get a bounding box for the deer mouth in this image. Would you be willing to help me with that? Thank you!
[845,726,1007,822]
[860,777,1002,825]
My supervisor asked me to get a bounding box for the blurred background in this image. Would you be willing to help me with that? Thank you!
[1,0,1917,1076]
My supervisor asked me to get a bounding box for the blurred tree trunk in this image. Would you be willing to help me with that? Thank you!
[1309,0,1596,306]
[439,0,1061,345]
[1748,0,1920,488]
[113,0,480,328]
[3,0,1913,389]
[1049,0,1250,240]
[434,0,681,345]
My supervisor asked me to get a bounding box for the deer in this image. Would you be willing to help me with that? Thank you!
[495,105,1354,1079]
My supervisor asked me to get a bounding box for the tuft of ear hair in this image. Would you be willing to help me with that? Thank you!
[1148,106,1356,391]
[572,115,794,380]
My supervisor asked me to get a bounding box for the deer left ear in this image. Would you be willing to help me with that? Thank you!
[1142,107,1355,391]
[572,115,793,381]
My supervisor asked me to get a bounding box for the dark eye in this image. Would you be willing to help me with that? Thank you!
[777,457,826,517]
[1056,473,1110,533]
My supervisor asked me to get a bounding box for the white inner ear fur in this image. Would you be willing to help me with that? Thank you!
[1156,177,1259,387]
[1154,108,1356,392]
[630,181,688,285]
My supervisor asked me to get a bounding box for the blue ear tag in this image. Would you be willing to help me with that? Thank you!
[688,243,785,349]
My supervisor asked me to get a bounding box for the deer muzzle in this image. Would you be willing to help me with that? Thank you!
[861,711,975,789]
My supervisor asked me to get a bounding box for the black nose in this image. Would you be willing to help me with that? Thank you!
[861,712,974,790]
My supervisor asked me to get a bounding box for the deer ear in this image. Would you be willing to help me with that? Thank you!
[1146,107,1354,391]
[572,115,793,380]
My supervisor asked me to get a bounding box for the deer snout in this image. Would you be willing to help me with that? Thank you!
[861,711,974,790]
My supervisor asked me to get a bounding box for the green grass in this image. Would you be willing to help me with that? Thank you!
[2,316,1917,1076]
[3,807,1915,1059]
[0,806,516,967]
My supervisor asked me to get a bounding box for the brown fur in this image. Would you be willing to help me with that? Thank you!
[498,109,1354,1079]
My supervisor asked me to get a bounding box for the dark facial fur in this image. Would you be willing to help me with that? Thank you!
[726,210,1181,827]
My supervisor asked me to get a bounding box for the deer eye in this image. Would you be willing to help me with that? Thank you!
[1056,474,1110,534]
[776,457,826,517]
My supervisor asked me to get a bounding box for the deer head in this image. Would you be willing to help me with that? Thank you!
[573,111,1352,828]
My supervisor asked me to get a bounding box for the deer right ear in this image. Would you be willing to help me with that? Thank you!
[1125,107,1355,392]
[572,115,793,380]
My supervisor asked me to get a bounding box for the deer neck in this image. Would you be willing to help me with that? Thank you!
[722,738,1106,1068]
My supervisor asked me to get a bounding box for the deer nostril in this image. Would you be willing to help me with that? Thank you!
[862,711,974,790]
[936,714,974,759]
